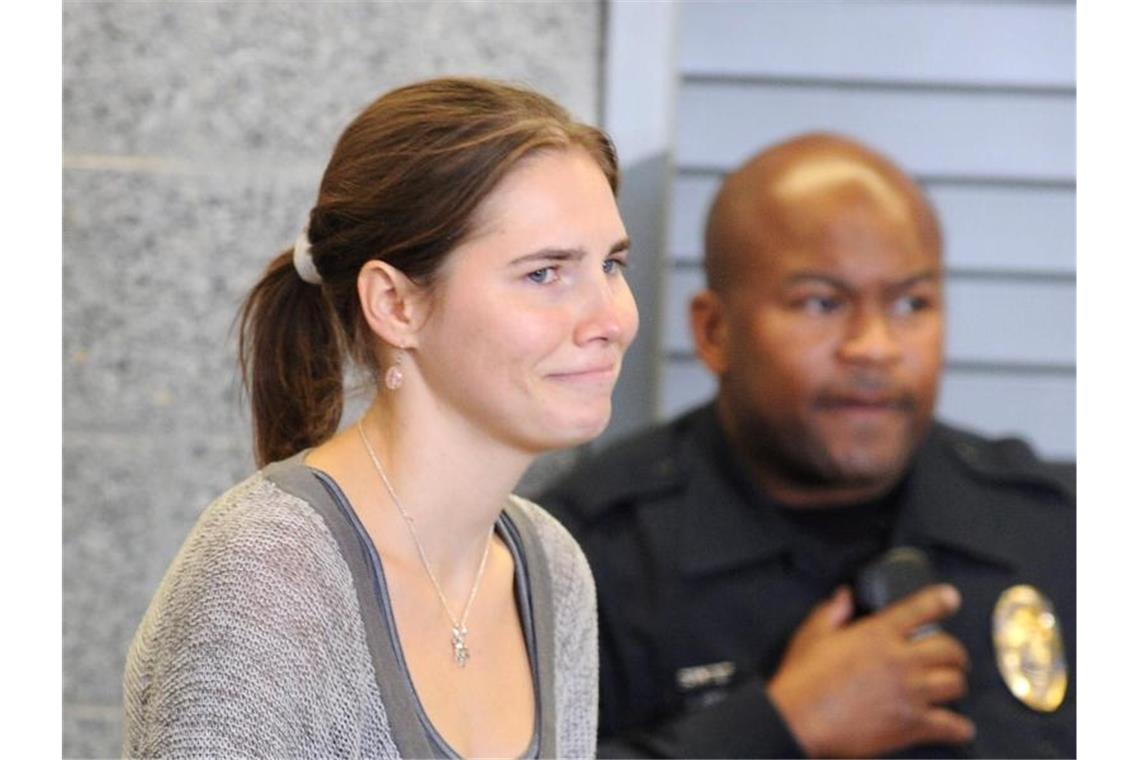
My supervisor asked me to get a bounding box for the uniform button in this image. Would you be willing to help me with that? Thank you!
[655,459,675,477]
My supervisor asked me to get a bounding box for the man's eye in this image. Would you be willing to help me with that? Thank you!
[527,267,558,284]
[803,296,842,314]
[893,296,931,316]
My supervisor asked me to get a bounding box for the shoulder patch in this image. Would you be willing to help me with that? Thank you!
[937,424,1075,505]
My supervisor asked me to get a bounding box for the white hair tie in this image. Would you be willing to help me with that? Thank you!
[292,226,323,285]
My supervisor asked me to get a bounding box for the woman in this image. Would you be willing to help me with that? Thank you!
[122,78,638,759]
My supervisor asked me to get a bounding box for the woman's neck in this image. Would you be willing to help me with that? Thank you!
[307,390,534,585]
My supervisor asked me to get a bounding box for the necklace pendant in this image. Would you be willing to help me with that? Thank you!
[451,625,470,667]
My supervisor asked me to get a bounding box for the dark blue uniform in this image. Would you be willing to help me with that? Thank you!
[541,403,1076,758]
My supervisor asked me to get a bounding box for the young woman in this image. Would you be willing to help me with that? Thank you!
[122,78,638,759]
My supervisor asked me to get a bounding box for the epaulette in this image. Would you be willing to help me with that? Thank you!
[935,422,1075,505]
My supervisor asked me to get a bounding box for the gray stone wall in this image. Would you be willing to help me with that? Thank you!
[62,2,602,756]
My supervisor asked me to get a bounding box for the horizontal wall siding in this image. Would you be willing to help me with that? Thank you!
[678,1,1075,89]
[676,82,1074,181]
[669,176,1075,274]
[662,0,1075,459]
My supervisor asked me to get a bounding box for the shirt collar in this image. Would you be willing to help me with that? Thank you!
[676,408,1020,578]
[676,404,796,578]
[890,426,1020,570]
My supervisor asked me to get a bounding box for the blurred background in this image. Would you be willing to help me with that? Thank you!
[62,1,1073,756]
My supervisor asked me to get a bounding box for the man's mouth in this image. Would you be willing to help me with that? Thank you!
[815,393,913,413]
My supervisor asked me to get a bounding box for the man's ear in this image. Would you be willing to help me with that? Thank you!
[358,260,429,348]
[690,288,730,376]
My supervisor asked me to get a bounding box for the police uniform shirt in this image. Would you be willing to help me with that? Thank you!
[541,403,1076,759]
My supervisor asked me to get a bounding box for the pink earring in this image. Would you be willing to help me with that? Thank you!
[384,349,405,391]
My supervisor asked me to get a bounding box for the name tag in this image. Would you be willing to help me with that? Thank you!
[676,660,737,692]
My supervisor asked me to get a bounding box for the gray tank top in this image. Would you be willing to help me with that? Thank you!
[314,470,541,759]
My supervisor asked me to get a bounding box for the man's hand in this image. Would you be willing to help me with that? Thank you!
[766,584,975,758]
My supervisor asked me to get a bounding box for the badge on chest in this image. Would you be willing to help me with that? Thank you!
[992,584,1068,712]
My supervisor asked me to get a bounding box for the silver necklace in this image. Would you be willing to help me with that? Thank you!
[357,420,493,667]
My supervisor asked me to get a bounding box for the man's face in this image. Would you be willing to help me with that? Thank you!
[697,190,944,497]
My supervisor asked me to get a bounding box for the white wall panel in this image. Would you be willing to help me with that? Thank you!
[676,83,1074,180]
[937,369,1075,459]
[662,266,701,354]
[930,184,1075,273]
[667,175,718,260]
[659,359,717,419]
[679,1,1074,89]
[944,277,1074,366]
[669,175,1075,275]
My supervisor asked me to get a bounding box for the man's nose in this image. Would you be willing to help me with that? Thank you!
[837,308,903,365]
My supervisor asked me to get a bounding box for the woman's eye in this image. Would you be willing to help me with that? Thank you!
[602,257,628,275]
[527,267,558,284]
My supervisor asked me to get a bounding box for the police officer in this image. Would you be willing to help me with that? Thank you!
[541,133,1075,758]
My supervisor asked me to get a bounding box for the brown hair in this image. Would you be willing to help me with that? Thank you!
[238,77,619,466]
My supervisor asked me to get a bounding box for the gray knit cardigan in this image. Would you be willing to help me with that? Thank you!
[122,460,598,759]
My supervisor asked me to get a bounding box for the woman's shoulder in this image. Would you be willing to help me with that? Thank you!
[144,470,351,624]
[506,494,595,599]
[127,468,366,691]
[124,470,389,758]
[506,494,584,556]
[180,470,336,563]
[508,496,598,758]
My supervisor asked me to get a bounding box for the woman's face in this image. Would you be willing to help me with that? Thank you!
[413,146,639,453]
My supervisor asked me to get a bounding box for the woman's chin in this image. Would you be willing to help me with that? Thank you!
[526,405,613,453]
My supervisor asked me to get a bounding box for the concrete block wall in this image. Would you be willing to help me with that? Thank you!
[62,2,602,756]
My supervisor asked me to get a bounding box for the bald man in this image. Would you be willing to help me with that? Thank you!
[541,134,1075,758]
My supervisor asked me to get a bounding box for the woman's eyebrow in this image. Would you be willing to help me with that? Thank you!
[509,248,586,266]
[510,238,630,266]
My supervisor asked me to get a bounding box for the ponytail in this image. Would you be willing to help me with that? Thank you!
[238,250,345,467]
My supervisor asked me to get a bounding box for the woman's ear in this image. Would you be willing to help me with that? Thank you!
[358,260,428,348]
[690,288,730,376]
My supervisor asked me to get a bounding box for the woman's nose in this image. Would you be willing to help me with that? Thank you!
[573,275,638,347]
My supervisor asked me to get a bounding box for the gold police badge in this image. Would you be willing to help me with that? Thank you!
[991,584,1067,712]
